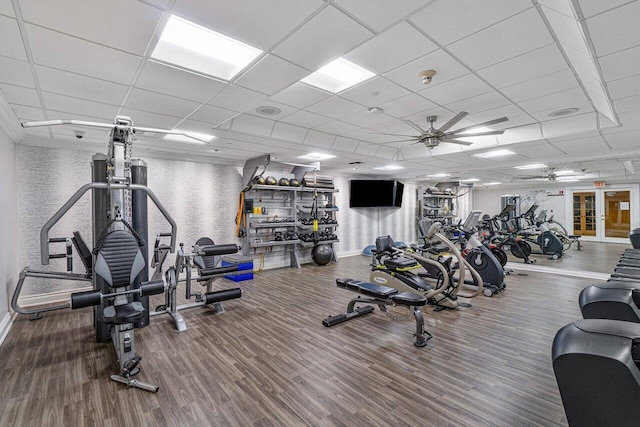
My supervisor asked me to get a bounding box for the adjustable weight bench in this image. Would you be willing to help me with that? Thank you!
[323,278,432,347]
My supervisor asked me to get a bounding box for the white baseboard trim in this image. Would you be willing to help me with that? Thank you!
[18,286,92,308]
[505,262,610,281]
[0,311,16,347]
[336,249,366,258]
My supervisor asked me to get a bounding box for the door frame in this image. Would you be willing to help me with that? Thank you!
[565,184,640,243]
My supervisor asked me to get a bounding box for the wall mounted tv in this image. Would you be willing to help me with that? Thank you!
[349,180,404,208]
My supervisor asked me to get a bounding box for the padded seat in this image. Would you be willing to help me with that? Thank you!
[383,256,417,269]
[103,301,145,325]
[391,291,427,307]
[580,281,640,322]
[336,278,397,298]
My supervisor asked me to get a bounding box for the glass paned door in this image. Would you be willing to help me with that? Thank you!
[572,192,596,236]
[604,190,631,238]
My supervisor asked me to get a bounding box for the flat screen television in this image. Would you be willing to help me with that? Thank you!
[349,180,404,208]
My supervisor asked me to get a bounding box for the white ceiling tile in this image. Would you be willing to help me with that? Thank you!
[273,5,373,70]
[478,44,568,89]
[268,83,331,109]
[448,8,554,70]
[409,0,533,46]
[383,49,470,93]
[306,96,363,119]
[614,94,640,114]
[135,61,227,103]
[586,1,640,56]
[537,0,576,18]
[171,118,220,136]
[419,74,492,105]
[541,6,591,55]
[35,65,128,105]
[20,0,162,55]
[188,104,238,127]
[355,142,380,156]
[271,122,308,142]
[125,88,200,118]
[340,109,395,127]
[236,55,309,96]
[304,129,335,148]
[374,145,399,160]
[542,112,597,137]
[562,43,599,81]
[0,15,27,60]
[340,77,410,106]
[446,91,512,115]
[332,136,360,152]
[41,92,119,120]
[344,22,438,74]
[519,87,589,114]
[280,110,332,128]
[531,100,593,122]
[208,84,268,113]
[119,108,182,129]
[0,84,39,107]
[577,0,630,18]
[247,102,298,121]
[335,0,429,32]
[313,120,360,135]
[501,69,579,102]
[608,74,640,100]
[172,0,323,51]
[599,45,640,81]
[230,114,274,137]
[497,123,542,144]
[10,104,45,121]
[0,0,15,16]
[377,93,437,119]
[26,24,142,85]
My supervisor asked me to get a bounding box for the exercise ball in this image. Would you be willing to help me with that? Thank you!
[312,244,333,266]
[362,245,376,256]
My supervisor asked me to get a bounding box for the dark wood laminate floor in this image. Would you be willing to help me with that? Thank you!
[0,242,629,426]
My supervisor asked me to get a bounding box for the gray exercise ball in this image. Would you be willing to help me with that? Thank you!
[312,244,333,266]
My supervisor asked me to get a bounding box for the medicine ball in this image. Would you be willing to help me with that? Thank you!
[265,176,277,185]
[278,178,290,186]
[290,178,300,187]
[253,175,266,185]
[312,244,333,266]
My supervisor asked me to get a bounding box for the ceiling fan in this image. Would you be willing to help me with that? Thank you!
[374,111,509,149]
[516,167,586,181]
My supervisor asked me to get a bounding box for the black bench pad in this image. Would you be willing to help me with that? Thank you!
[103,302,144,325]
[384,257,417,269]
[619,258,640,267]
[336,278,397,298]
[391,291,427,307]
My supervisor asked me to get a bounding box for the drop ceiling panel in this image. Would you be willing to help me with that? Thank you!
[313,120,360,135]
[445,91,512,115]
[248,102,298,121]
[550,134,606,147]
[0,84,39,107]
[0,15,27,60]
[208,84,268,113]
[332,136,360,152]
[235,55,309,96]
[577,0,630,18]
[306,96,364,119]
[26,24,142,85]
[541,6,588,53]
[519,87,589,114]
[612,94,640,114]
[616,111,640,130]
[466,104,530,125]
[448,8,553,70]
[230,114,275,137]
[537,0,576,18]
[599,45,640,82]
[304,129,335,148]
[500,69,578,103]
[280,110,332,128]
[0,0,14,17]
[119,108,182,129]
[188,104,238,127]
[340,109,394,127]
[419,74,492,105]
[377,93,437,118]
[268,83,331,109]
[335,0,429,32]
[125,88,200,118]
[608,74,640,100]
[0,56,34,88]
[271,122,308,142]
[135,61,227,103]
[586,1,640,56]
[409,0,532,46]
[41,92,119,120]
[542,112,597,137]
[273,5,373,70]
[344,22,438,74]
[20,0,162,55]
[172,0,323,51]
[35,65,129,105]
[374,145,398,160]
[478,44,568,89]
[340,77,411,106]
[531,100,593,122]
[10,104,45,121]
[552,142,606,155]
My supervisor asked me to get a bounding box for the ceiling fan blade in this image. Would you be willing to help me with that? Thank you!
[370,132,420,138]
[402,119,427,133]
[448,130,505,138]
[451,116,509,135]
[444,139,474,146]
[381,138,423,143]
[518,175,548,179]
[437,111,468,133]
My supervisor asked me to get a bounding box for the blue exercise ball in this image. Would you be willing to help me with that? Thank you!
[362,245,376,256]
[312,244,333,265]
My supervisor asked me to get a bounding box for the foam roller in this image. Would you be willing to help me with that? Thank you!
[140,280,165,296]
[70,290,102,309]
[200,244,240,256]
[204,288,242,304]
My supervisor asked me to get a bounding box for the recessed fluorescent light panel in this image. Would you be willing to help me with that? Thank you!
[163,130,216,144]
[472,149,515,159]
[152,15,263,80]
[514,164,547,170]
[460,178,480,182]
[554,169,575,176]
[428,173,450,178]
[301,57,375,93]
[374,165,405,171]
[483,182,501,186]
[556,177,580,182]
[298,152,336,161]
